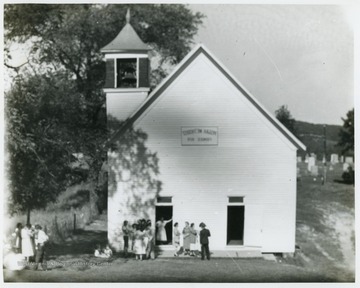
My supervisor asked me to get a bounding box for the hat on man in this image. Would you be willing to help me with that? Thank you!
[199,222,206,228]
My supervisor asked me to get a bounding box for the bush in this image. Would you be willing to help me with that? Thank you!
[342,166,354,184]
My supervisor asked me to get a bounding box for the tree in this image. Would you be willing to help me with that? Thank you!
[4,4,204,219]
[337,108,354,155]
[5,73,76,222]
[275,105,298,137]
[4,4,204,87]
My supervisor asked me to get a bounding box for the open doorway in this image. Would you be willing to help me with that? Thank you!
[155,206,173,245]
[227,206,245,245]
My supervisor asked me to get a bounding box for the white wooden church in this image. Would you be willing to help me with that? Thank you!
[104,11,306,254]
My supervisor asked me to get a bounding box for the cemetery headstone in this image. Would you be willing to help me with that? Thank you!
[330,154,339,164]
[310,153,317,161]
[345,156,354,164]
[311,165,318,176]
[307,156,316,172]
[305,154,309,163]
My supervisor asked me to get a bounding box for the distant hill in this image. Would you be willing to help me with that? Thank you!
[295,121,345,159]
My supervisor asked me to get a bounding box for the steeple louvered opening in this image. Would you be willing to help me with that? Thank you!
[102,9,150,91]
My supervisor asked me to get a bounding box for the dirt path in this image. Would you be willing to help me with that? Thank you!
[295,200,355,282]
[325,205,355,272]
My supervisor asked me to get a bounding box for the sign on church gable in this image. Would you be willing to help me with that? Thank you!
[181,127,218,146]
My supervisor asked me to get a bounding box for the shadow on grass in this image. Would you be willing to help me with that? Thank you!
[333,179,355,185]
[47,229,108,257]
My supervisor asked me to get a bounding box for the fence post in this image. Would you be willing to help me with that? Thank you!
[74,213,76,231]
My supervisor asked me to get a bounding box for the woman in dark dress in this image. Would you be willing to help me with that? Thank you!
[13,223,22,253]
[189,223,198,256]
[182,222,191,255]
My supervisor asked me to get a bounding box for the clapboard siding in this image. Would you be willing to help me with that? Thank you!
[130,53,297,252]
[107,92,148,121]
[108,49,299,253]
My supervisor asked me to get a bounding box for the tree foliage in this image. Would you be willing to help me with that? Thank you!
[5,73,77,217]
[337,108,354,155]
[275,105,298,137]
[4,4,203,217]
[4,4,204,86]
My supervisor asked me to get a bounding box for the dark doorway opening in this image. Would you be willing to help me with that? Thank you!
[227,206,245,245]
[155,206,173,245]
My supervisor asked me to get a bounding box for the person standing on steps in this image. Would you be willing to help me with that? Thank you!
[122,220,130,258]
[199,222,211,260]
[156,217,172,245]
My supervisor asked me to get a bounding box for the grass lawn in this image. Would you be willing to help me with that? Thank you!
[3,161,355,283]
[4,256,338,283]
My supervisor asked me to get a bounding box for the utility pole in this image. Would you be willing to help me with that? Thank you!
[322,124,327,185]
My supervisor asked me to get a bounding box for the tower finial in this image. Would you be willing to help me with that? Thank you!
[126,8,130,24]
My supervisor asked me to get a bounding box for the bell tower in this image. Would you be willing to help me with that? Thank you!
[102,9,150,121]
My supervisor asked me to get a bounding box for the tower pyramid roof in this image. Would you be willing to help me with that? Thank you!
[101,9,149,53]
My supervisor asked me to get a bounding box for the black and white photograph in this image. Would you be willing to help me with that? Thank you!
[2,1,357,285]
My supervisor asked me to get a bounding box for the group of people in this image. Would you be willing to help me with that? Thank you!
[10,222,49,270]
[122,217,211,261]
[94,244,113,258]
[173,221,211,260]
[122,219,155,261]
[173,221,198,256]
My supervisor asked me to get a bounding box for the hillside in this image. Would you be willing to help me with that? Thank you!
[295,121,345,159]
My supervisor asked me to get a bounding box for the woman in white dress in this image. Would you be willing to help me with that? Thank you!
[156,217,172,245]
[21,224,34,260]
[173,222,181,257]
[134,226,146,260]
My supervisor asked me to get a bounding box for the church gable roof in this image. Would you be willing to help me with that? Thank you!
[112,44,306,151]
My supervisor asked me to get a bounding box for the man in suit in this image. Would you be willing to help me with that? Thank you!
[199,222,211,260]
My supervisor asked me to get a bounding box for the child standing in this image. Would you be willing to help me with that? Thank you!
[199,222,211,260]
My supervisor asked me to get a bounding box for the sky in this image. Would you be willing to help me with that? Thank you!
[189,4,355,125]
[3,3,356,125]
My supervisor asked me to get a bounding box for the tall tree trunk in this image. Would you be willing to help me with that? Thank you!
[26,207,31,225]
